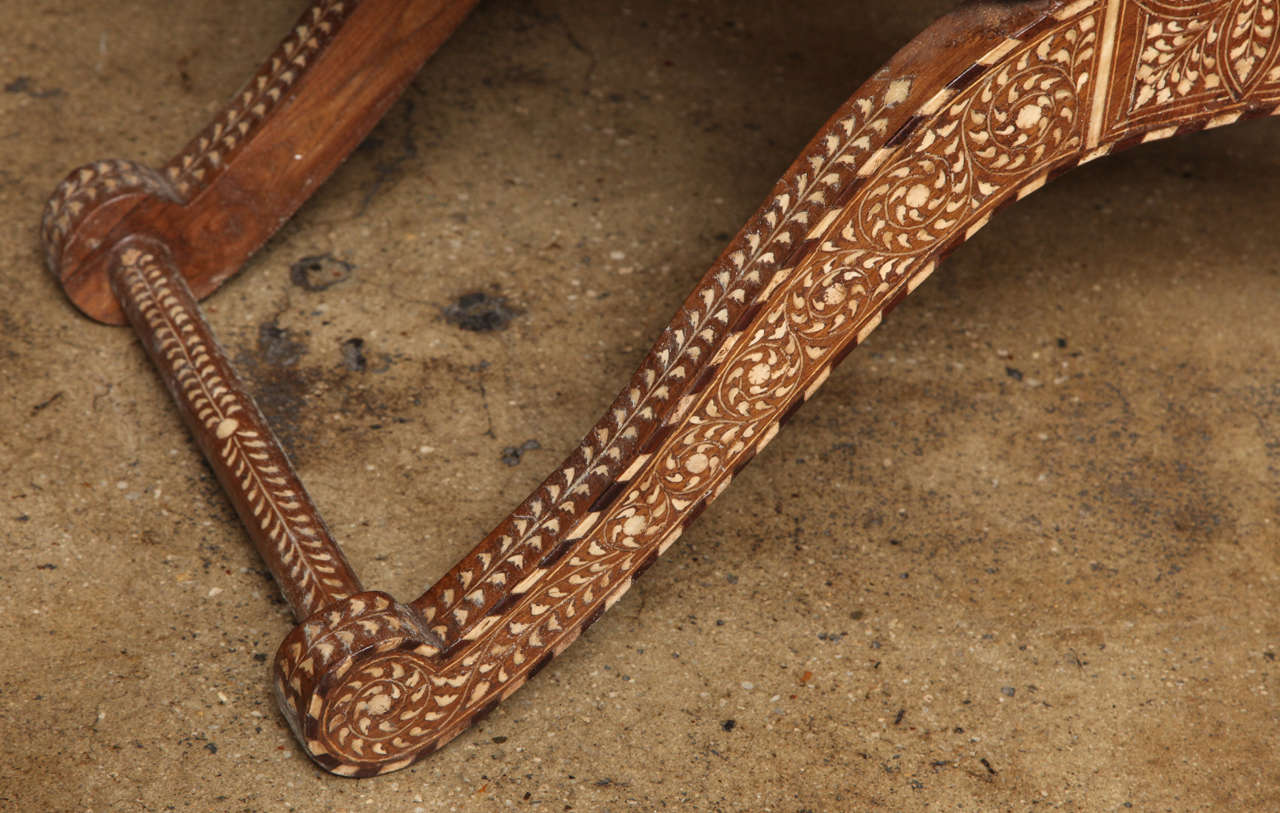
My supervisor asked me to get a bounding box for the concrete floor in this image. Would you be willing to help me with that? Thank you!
[2,0,1278,809]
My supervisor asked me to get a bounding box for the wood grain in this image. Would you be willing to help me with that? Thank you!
[44,0,1280,777]
[42,0,480,324]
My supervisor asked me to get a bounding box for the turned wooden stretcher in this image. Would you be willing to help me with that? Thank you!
[42,0,1280,776]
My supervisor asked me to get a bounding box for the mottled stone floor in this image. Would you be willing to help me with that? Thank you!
[1,1,1277,809]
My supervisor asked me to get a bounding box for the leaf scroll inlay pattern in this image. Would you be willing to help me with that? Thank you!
[72,0,1280,777]
[1103,0,1280,137]
[164,0,361,198]
[412,75,919,643]
[281,3,1169,773]
[111,245,360,616]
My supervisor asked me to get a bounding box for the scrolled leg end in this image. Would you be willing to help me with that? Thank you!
[42,160,177,275]
[41,159,181,323]
[273,591,447,776]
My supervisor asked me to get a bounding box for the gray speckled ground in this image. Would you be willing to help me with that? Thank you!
[1,1,1278,810]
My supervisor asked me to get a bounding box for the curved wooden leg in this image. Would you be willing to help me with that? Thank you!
[42,0,480,325]
[47,0,1280,778]
[273,0,1280,775]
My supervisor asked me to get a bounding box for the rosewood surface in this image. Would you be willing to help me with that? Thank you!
[43,0,1280,776]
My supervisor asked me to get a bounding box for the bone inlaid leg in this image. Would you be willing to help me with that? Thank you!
[275,0,1280,775]
[47,0,1280,779]
[109,239,367,620]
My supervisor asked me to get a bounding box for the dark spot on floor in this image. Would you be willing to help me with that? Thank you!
[235,363,314,457]
[31,392,63,415]
[258,321,306,367]
[235,325,317,458]
[341,338,367,372]
[500,438,541,466]
[1004,366,1023,381]
[176,55,194,93]
[290,253,354,291]
[355,98,421,212]
[4,76,62,98]
[721,719,736,732]
[444,291,520,332]
[1170,502,1220,536]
